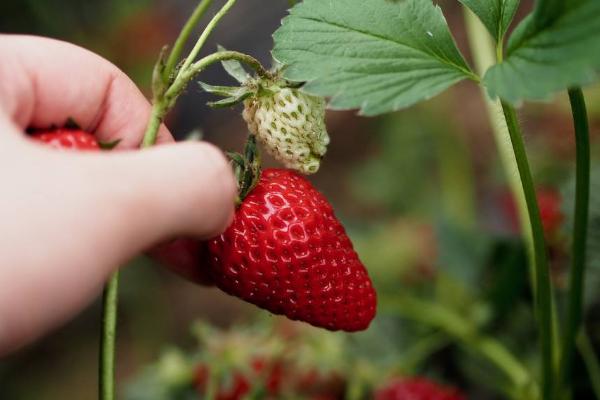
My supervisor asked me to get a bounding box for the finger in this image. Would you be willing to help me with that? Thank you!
[0,34,171,148]
[0,140,236,353]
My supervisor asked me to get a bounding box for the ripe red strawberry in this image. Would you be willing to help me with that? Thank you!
[500,187,563,238]
[31,128,211,284]
[32,128,100,150]
[375,378,465,400]
[536,188,563,236]
[148,238,214,285]
[207,168,376,332]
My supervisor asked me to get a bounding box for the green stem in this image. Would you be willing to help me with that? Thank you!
[143,51,267,147]
[501,101,556,400]
[166,51,267,99]
[382,296,533,392]
[463,8,534,275]
[464,9,560,399]
[163,0,214,82]
[99,272,120,400]
[173,0,238,83]
[557,88,591,398]
[578,331,600,399]
[142,103,167,148]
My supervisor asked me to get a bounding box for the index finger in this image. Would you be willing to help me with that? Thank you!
[0,34,172,148]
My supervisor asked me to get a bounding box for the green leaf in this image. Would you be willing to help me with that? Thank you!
[458,0,520,42]
[272,0,476,116]
[484,0,600,103]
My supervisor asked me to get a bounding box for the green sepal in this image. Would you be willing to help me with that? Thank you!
[198,81,244,97]
[227,135,262,205]
[226,151,246,168]
[199,81,252,108]
[152,45,169,99]
[217,45,251,83]
[99,139,121,150]
[207,92,253,109]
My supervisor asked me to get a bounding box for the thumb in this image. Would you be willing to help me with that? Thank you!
[80,141,238,260]
[0,139,236,353]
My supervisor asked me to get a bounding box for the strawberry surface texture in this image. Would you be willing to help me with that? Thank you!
[32,128,99,151]
[207,168,377,331]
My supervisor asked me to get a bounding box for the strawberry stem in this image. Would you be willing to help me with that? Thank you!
[556,87,591,399]
[464,9,558,400]
[143,51,267,148]
[501,100,556,400]
[163,0,214,83]
[173,0,238,84]
[99,271,119,400]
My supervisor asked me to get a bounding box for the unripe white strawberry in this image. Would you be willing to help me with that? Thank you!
[242,88,329,174]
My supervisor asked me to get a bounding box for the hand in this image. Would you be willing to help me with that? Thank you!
[0,35,236,354]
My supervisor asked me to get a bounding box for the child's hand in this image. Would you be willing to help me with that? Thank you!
[0,35,236,354]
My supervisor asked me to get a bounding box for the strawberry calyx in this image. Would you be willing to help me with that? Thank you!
[198,49,297,109]
[228,134,262,205]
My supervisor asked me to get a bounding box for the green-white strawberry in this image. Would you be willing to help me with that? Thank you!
[242,88,329,174]
[199,54,329,174]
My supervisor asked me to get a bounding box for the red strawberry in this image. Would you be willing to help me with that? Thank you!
[31,128,212,285]
[148,238,214,285]
[500,187,563,238]
[536,188,563,236]
[375,378,465,400]
[207,168,376,332]
[216,373,251,400]
[32,128,100,151]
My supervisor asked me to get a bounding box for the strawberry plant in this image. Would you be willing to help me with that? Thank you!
[24,0,600,399]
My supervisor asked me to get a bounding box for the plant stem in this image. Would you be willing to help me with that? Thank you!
[463,8,534,275]
[578,331,600,399]
[501,101,555,400]
[174,0,238,83]
[99,272,120,400]
[557,87,591,398]
[166,51,267,99]
[464,9,559,399]
[143,51,267,147]
[163,0,214,82]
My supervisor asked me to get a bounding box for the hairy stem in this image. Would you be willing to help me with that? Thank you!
[464,9,559,399]
[557,87,591,398]
[174,0,238,83]
[163,0,214,82]
[501,101,555,400]
[166,51,267,99]
[463,8,534,280]
[142,103,167,148]
[143,51,266,147]
[99,272,120,400]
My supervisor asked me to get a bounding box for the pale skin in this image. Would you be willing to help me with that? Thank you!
[0,35,237,354]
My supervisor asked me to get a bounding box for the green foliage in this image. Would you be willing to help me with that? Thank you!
[272,0,476,116]
[458,0,520,42]
[349,113,438,214]
[484,0,600,103]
